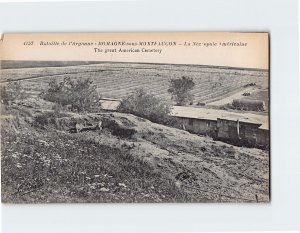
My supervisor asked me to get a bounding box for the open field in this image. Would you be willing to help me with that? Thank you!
[1,62,269,106]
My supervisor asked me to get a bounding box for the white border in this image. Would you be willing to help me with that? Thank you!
[0,0,299,232]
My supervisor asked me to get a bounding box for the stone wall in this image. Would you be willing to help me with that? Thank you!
[174,116,269,149]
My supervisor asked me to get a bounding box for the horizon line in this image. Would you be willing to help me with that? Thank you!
[0,60,269,71]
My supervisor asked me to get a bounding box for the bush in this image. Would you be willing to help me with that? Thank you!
[110,126,136,139]
[0,82,27,105]
[231,99,265,111]
[33,110,68,129]
[101,118,137,138]
[33,112,56,128]
[119,88,170,124]
[40,77,100,112]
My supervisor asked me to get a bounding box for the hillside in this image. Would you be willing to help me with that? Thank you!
[1,99,270,203]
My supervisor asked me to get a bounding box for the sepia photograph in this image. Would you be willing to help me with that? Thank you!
[0,32,270,203]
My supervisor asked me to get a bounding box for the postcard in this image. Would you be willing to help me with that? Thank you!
[0,32,269,203]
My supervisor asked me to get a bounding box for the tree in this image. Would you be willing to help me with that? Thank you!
[168,76,195,106]
[40,77,100,112]
[119,88,170,124]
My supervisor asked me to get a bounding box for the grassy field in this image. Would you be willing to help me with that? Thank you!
[1,62,269,105]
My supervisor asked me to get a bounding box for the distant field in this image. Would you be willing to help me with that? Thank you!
[0,60,104,69]
[0,62,269,105]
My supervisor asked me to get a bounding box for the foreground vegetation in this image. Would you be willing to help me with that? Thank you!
[1,127,191,203]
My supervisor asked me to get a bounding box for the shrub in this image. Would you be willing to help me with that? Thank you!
[119,88,170,124]
[33,110,68,128]
[197,101,206,106]
[0,82,27,105]
[40,77,100,112]
[111,126,137,139]
[101,118,136,138]
[231,99,265,111]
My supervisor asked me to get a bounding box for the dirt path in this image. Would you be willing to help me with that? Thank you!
[208,87,256,106]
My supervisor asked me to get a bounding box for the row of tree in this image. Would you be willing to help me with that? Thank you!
[1,76,195,124]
